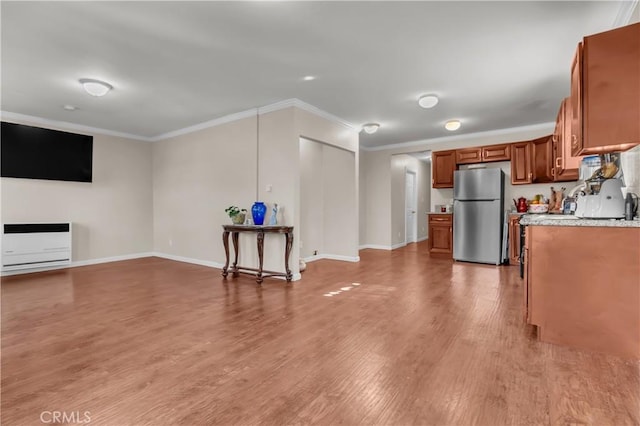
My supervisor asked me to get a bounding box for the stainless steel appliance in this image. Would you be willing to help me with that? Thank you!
[453,168,505,265]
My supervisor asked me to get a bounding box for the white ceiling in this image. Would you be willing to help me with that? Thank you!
[0,1,633,148]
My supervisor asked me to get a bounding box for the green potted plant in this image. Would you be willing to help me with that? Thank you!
[225,206,247,225]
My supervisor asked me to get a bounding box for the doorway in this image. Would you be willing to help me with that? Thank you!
[405,170,417,244]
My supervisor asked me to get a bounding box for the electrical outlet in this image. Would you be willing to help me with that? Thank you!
[169,238,173,247]
[266,184,272,192]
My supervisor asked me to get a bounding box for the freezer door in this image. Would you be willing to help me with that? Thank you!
[453,168,503,201]
[453,199,503,264]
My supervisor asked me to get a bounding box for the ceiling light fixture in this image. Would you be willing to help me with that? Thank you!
[63,104,77,111]
[302,75,316,81]
[79,78,113,97]
[362,123,380,134]
[418,94,439,109]
[445,120,461,131]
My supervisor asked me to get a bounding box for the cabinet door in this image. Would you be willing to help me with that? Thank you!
[482,144,511,162]
[531,135,554,183]
[455,147,482,164]
[511,142,532,185]
[432,150,457,188]
[570,43,583,157]
[580,22,640,154]
[429,223,452,255]
[508,215,521,265]
[554,98,580,181]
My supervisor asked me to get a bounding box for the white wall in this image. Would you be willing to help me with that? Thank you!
[152,116,257,265]
[153,106,359,279]
[1,121,153,262]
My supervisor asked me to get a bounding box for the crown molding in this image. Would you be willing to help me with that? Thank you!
[290,99,359,131]
[360,122,555,152]
[0,111,153,142]
[613,0,638,27]
[149,108,258,141]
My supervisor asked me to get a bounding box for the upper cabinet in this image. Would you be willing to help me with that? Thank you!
[531,136,554,183]
[432,150,457,188]
[553,98,581,181]
[482,144,511,162]
[511,141,533,185]
[456,147,482,164]
[572,23,640,155]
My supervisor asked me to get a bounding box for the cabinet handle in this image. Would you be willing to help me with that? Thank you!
[528,172,532,181]
[555,157,562,168]
[571,134,578,147]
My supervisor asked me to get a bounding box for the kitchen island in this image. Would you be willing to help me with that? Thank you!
[520,215,639,359]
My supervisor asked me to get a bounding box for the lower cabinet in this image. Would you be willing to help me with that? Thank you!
[428,214,452,257]
[525,225,639,359]
[508,214,521,265]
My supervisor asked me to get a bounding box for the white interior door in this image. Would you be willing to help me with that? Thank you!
[405,171,417,243]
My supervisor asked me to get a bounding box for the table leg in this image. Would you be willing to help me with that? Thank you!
[257,231,265,284]
[284,231,293,282]
[231,232,240,277]
[222,230,230,278]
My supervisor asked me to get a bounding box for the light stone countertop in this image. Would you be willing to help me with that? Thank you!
[519,214,640,228]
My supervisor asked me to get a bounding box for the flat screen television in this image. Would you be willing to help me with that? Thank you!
[1,122,93,182]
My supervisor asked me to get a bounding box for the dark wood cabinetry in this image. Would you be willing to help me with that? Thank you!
[531,136,554,183]
[572,23,640,155]
[482,144,511,162]
[510,142,532,185]
[432,150,457,188]
[428,214,452,257]
[508,214,521,266]
[455,147,482,164]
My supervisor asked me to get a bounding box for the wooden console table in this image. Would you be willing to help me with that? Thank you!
[221,225,294,284]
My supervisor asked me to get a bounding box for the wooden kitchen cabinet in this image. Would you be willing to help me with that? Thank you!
[525,225,640,359]
[455,147,482,164]
[531,135,554,183]
[508,214,521,266]
[432,150,457,188]
[553,98,580,181]
[511,142,532,185]
[428,214,452,257]
[571,22,640,156]
[482,143,511,162]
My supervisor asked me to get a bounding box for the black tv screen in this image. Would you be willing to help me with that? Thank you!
[1,122,93,182]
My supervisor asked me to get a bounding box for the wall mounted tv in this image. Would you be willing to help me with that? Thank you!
[1,122,93,182]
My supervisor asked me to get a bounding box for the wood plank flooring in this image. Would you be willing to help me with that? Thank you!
[2,241,638,425]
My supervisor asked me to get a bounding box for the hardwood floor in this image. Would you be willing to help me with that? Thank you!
[2,242,638,425]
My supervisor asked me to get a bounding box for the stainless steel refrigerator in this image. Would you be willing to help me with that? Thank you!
[453,168,505,265]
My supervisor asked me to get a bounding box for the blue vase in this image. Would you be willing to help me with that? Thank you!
[251,202,267,225]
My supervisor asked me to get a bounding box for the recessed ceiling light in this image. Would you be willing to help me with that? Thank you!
[445,120,461,131]
[418,94,439,109]
[302,75,316,81]
[63,105,77,111]
[362,123,380,134]
[79,78,113,97]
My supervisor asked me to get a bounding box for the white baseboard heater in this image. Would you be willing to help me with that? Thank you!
[2,223,72,272]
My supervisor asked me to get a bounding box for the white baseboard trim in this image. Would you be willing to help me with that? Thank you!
[151,252,225,269]
[417,236,428,243]
[391,242,407,250]
[358,244,392,251]
[302,253,360,263]
[1,252,154,276]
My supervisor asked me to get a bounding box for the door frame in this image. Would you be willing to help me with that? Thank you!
[405,169,418,244]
